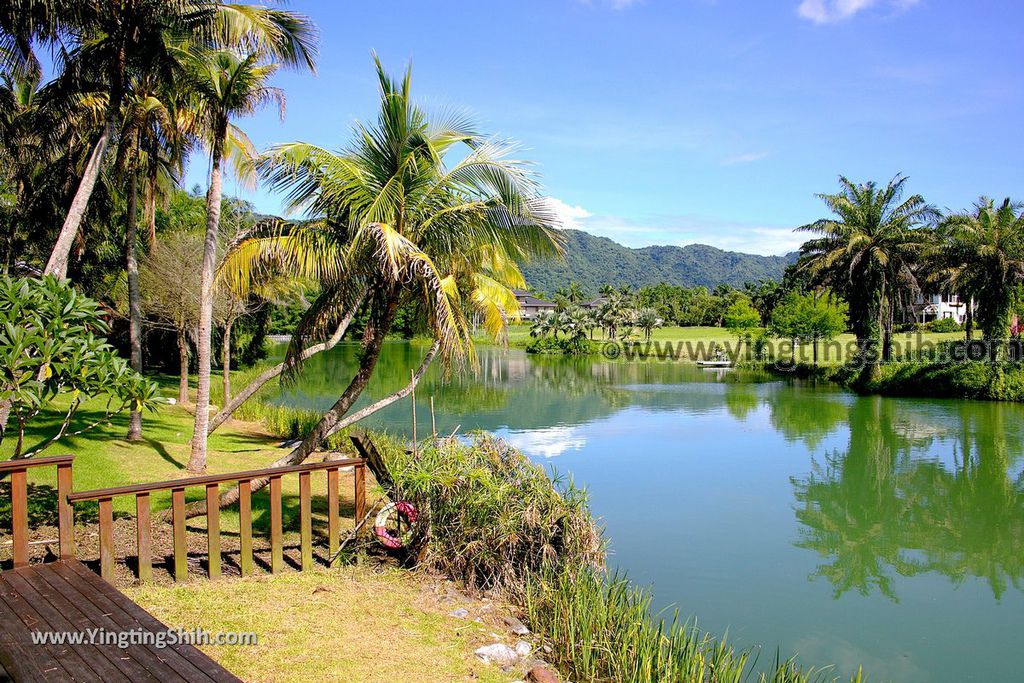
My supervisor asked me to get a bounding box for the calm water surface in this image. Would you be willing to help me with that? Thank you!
[269,342,1024,683]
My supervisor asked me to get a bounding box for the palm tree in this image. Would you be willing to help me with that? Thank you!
[933,198,1024,356]
[185,12,317,472]
[115,75,179,441]
[636,307,661,341]
[213,58,561,486]
[530,310,556,339]
[798,174,936,375]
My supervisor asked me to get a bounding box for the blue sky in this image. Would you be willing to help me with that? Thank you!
[186,0,1023,256]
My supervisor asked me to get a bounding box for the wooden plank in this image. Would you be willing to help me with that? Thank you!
[68,458,365,502]
[0,572,105,682]
[15,565,155,681]
[31,563,177,683]
[10,468,28,568]
[57,461,75,560]
[238,479,253,577]
[136,493,152,583]
[98,497,115,582]
[172,487,187,581]
[354,463,366,522]
[299,471,312,570]
[327,468,340,566]
[57,561,232,682]
[0,454,73,473]
[269,476,282,574]
[206,483,220,579]
[0,585,52,681]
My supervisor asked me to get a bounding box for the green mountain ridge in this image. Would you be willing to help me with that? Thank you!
[520,229,799,295]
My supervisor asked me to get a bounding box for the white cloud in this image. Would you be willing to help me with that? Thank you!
[545,197,592,230]
[503,426,586,459]
[797,0,919,24]
[721,151,768,166]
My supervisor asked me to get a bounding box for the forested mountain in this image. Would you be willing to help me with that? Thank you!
[520,229,799,295]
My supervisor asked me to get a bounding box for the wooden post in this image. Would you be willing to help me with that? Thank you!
[57,461,74,560]
[98,497,114,582]
[354,463,366,522]
[269,475,282,574]
[238,479,253,577]
[10,468,28,568]
[171,487,187,581]
[327,468,340,566]
[410,369,417,456]
[136,493,151,583]
[205,483,220,579]
[430,396,436,442]
[299,471,312,570]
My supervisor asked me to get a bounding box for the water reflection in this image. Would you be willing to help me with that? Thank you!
[792,398,1024,601]
[268,342,1024,681]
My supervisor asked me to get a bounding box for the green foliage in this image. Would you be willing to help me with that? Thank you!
[724,297,761,338]
[521,229,796,294]
[526,335,595,355]
[924,317,963,333]
[376,432,604,595]
[771,292,848,344]
[0,276,158,457]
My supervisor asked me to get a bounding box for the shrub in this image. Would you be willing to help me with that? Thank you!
[526,336,595,355]
[376,432,603,595]
[926,317,963,333]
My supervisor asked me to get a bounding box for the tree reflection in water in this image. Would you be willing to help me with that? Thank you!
[791,397,1024,601]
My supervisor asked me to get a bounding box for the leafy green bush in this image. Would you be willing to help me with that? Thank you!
[525,336,595,355]
[925,317,963,333]
[0,276,158,456]
[376,432,603,594]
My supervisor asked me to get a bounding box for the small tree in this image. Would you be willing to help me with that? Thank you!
[771,291,848,365]
[0,276,158,458]
[724,297,761,357]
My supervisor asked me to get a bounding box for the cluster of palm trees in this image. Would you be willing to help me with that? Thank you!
[1,0,318,468]
[799,174,1024,372]
[531,288,663,343]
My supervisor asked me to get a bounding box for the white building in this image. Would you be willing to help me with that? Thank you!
[906,293,974,325]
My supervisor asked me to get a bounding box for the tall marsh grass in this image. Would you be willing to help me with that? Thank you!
[524,566,865,683]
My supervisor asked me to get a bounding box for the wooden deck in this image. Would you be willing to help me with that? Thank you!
[0,560,240,682]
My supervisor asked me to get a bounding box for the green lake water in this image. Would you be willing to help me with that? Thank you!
[268,341,1024,683]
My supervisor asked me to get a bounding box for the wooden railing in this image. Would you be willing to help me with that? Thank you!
[1,455,75,567]
[67,459,366,583]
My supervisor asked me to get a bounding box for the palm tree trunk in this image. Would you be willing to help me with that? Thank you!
[206,290,365,435]
[221,318,233,406]
[175,303,425,522]
[145,168,158,252]
[964,297,974,342]
[188,136,224,473]
[43,120,115,278]
[177,329,189,405]
[125,173,143,441]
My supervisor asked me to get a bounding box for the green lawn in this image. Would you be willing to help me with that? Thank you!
[501,323,963,364]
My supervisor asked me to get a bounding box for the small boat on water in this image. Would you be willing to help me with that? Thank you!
[696,359,732,367]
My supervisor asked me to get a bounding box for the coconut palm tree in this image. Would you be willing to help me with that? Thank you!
[185,11,317,472]
[212,57,561,486]
[798,174,936,374]
[932,198,1024,356]
[636,307,661,341]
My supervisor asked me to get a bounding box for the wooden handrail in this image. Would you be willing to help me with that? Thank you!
[67,458,365,502]
[66,457,367,583]
[1,455,75,566]
[0,454,74,473]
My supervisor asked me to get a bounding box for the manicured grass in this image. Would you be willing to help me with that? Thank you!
[502,323,962,363]
[126,566,508,683]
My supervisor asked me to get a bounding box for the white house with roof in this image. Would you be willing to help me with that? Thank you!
[512,289,557,320]
[906,292,974,324]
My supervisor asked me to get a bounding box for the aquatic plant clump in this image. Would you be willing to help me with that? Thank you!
[378,433,604,594]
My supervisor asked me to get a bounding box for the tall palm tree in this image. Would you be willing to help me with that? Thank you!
[216,57,561,484]
[798,174,936,374]
[933,198,1024,356]
[185,12,317,472]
